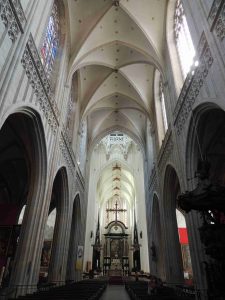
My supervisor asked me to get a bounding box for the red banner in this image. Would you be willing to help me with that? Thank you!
[178,228,188,244]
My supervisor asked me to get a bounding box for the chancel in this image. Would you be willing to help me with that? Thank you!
[0,0,225,299]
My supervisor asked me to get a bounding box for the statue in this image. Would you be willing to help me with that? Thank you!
[177,159,225,298]
[177,160,225,213]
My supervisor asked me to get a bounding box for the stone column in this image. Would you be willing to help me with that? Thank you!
[48,205,71,284]
[9,182,48,295]
[66,202,81,282]
[186,211,208,299]
[162,207,184,284]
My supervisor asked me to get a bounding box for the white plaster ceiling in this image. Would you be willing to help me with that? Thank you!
[66,0,168,145]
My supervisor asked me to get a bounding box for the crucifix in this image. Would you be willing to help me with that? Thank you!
[106,201,127,222]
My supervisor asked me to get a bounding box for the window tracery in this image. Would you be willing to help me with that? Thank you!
[40,1,59,79]
[174,0,196,78]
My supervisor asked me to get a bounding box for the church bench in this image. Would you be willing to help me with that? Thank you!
[10,280,107,300]
[125,281,193,300]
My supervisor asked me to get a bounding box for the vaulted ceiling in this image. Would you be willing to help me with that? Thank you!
[93,133,137,207]
[97,160,135,207]
[65,0,168,146]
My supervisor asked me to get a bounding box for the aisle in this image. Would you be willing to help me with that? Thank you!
[99,284,130,300]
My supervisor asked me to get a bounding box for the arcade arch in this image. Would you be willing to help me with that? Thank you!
[0,110,47,289]
[163,165,192,283]
[47,167,69,284]
[185,105,225,295]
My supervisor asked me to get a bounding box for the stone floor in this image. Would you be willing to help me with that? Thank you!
[100,284,130,300]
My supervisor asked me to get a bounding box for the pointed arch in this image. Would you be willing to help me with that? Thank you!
[47,166,69,283]
[163,164,184,283]
[0,107,47,289]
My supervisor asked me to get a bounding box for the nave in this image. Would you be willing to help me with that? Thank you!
[5,277,196,300]
[1,0,225,299]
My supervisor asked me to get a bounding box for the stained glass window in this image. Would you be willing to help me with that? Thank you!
[174,0,197,78]
[40,2,59,78]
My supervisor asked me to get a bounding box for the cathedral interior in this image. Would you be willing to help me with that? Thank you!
[0,0,225,299]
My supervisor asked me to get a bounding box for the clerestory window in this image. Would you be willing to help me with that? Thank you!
[174,0,197,79]
[40,1,59,79]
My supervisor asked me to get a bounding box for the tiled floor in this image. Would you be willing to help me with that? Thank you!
[100,285,130,300]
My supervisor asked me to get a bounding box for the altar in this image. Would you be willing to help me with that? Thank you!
[101,200,130,275]
[111,258,122,270]
[108,269,122,276]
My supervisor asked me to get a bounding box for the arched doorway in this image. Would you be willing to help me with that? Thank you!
[185,106,225,296]
[66,194,82,282]
[150,195,164,280]
[0,111,47,290]
[47,167,69,284]
[163,166,186,283]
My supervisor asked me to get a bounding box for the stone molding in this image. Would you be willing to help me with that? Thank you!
[62,125,76,164]
[76,169,85,191]
[60,127,85,190]
[59,133,75,175]
[208,0,225,40]
[148,165,157,190]
[157,126,173,171]
[0,0,26,41]
[173,32,213,135]
[21,34,59,133]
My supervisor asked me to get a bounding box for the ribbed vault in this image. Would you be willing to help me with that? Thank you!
[65,0,167,145]
[66,1,167,232]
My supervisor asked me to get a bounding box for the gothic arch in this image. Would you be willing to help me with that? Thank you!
[0,108,47,288]
[162,164,184,283]
[186,102,222,183]
[184,103,225,294]
[47,166,69,283]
